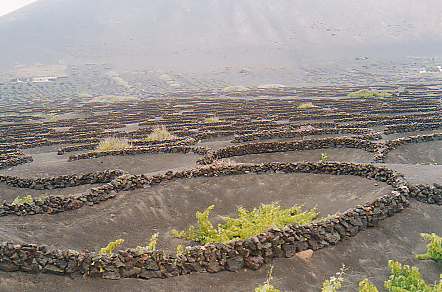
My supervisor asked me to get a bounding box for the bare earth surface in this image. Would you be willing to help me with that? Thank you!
[0,173,391,251]
[230,148,373,164]
[0,149,201,178]
[385,140,442,165]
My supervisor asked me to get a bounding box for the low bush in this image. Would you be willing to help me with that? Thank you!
[171,203,318,244]
[147,233,159,251]
[297,102,315,109]
[384,260,440,292]
[255,266,280,292]
[204,117,223,123]
[358,279,378,292]
[99,239,125,255]
[347,89,392,98]
[416,233,442,262]
[320,153,329,162]
[96,137,131,152]
[12,195,34,206]
[145,126,177,141]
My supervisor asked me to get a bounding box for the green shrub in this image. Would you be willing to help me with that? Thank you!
[384,260,438,292]
[12,195,34,206]
[255,266,280,292]
[297,102,315,109]
[321,265,347,292]
[358,279,379,292]
[96,137,131,151]
[416,233,442,262]
[347,89,392,98]
[175,244,185,257]
[145,126,177,141]
[171,203,318,245]
[320,153,329,162]
[147,233,159,251]
[99,239,124,255]
[204,117,223,123]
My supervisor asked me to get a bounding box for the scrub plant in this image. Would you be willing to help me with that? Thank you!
[96,137,131,151]
[145,126,177,141]
[416,233,442,262]
[99,239,125,255]
[171,203,318,245]
[12,195,34,206]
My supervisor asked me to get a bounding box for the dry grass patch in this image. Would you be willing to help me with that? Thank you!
[96,137,132,152]
[145,126,177,142]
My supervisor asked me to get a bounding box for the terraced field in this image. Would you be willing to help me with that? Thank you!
[0,84,441,291]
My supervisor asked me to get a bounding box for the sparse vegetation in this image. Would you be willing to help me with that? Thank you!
[204,116,223,123]
[99,239,125,255]
[147,233,159,251]
[255,266,280,292]
[347,89,392,98]
[175,244,185,257]
[12,195,34,206]
[320,153,329,162]
[145,126,177,141]
[358,279,378,292]
[321,265,347,292]
[384,260,440,292]
[89,95,138,103]
[96,137,132,152]
[171,203,318,244]
[297,102,315,109]
[416,233,442,262]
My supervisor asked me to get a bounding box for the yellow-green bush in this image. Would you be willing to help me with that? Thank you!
[171,203,318,244]
[297,102,315,109]
[358,279,378,292]
[347,89,392,98]
[384,260,440,292]
[12,195,34,206]
[99,239,125,255]
[147,233,159,251]
[96,137,131,152]
[416,233,442,262]
[204,117,223,123]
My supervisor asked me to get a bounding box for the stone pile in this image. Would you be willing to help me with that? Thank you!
[409,184,442,205]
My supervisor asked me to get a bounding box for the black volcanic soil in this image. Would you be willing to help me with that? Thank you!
[384,140,442,165]
[0,173,391,251]
[0,201,439,292]
[229,148,373,164]
[384,164,442,185]
[0,147,200,178]
[0,183,101,202]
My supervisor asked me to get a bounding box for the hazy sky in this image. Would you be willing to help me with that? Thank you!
[0,0,37,16]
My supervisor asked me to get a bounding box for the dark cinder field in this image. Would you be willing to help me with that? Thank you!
[0,84,441,292]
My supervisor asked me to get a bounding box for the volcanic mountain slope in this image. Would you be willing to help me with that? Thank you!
[0,0,441,71]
